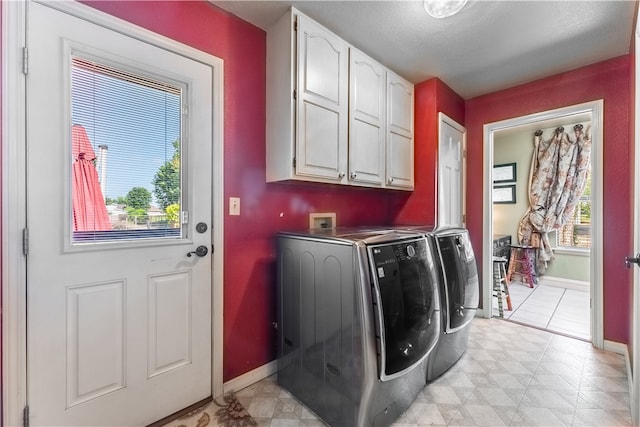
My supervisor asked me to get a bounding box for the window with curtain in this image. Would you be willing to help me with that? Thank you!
[70,55,184,243]
[557,169,591,249]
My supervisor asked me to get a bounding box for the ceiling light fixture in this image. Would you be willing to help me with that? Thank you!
[424,0,468,18]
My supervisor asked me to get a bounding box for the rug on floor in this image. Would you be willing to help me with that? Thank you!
[167,392,257,427]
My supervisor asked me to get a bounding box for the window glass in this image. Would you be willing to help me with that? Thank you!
[70,56,183,243]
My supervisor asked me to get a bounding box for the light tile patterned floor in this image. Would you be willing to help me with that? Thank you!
[493,278,590,341]
[235,318,631,426]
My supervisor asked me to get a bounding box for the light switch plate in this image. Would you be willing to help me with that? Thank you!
[229,197,240,216]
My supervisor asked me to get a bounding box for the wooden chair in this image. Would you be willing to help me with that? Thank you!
[506,245,537,288]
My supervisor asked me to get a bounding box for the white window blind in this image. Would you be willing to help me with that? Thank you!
[70,55,184,242]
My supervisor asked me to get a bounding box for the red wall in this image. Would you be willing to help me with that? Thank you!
[82,1,399,381]
[0,1,634,390]
[465,56,633,344]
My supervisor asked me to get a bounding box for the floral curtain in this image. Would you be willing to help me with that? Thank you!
[517,124,592,273]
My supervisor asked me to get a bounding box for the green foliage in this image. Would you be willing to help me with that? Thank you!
[125,207,148,224]
[153,139,181,210]
[125,187,152,210]
[579,200,591,223]
[105,196,126,205]
[165,203,180,225]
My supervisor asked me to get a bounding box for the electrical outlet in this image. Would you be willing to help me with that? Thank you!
[229,197,240,216]
[309,212,336,229]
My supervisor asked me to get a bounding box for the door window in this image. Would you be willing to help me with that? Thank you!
[71,56,185,243]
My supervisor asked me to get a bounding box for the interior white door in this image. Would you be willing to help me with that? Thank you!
[27,3,212,426]
[438,113,466,227]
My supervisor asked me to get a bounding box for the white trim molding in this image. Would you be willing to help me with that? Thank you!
[482,100,605,351]
[2,1,28,425]
[223,361,278,394]
[3,1,226,424]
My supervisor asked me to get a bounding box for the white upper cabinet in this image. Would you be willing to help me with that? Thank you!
[386,71,415,189]
[349,47,386,186]
[296,14,349,182]
[266,8,414,190]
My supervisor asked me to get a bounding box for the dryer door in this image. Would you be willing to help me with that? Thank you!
[435,230,480,333]
[369,237,440,381]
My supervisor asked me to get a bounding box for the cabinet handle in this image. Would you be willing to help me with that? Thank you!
[350,172,357,179]
[338,172,346,178]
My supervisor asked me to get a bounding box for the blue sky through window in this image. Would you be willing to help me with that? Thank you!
[71,61,181,208]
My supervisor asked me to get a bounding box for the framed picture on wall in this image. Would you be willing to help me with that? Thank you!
[493,162,517,183]
[493,184,516,204]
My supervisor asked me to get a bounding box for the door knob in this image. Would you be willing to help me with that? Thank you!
[625,253,640,268]
[187,245,209,257]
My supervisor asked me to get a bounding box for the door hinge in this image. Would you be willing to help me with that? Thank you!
[462,214,466,225]
[293,157,296,168]
[22,228,29,256]
[293,89,297,100]
[22,47,28,75]
[294,18,297,31]
[23,405,29,427]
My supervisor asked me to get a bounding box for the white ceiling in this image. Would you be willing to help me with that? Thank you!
[210,0,636,99]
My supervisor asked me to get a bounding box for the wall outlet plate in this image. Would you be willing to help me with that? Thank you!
[309,212,336,229]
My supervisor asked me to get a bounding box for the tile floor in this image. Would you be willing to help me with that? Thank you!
[235,318,631,427]
[493,277,591,341]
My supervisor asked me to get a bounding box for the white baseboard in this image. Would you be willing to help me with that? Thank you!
[604,340,633,406]
[603,339,628,356]
[474,308,488,318]
[607,342,634,421]
[540,275,589,292]
[624,345,633,413]
[222,360,278,395]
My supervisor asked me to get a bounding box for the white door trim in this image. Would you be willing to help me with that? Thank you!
[2,1,225,425]
[481,100,604,350]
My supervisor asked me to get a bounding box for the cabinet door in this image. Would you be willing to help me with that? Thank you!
[348,48,385,186]
[296,14,349,181]
[386,72,414,189]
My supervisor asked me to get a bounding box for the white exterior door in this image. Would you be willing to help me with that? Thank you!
[26,3,213,426]
[438,113,466,227]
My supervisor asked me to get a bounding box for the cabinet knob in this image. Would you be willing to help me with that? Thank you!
[338,172,346,179]
[350,172,357,179]
[387,177,394,184]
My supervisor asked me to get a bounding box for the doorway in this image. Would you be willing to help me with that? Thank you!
[3,1,225,426]
[482,100,604,349]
